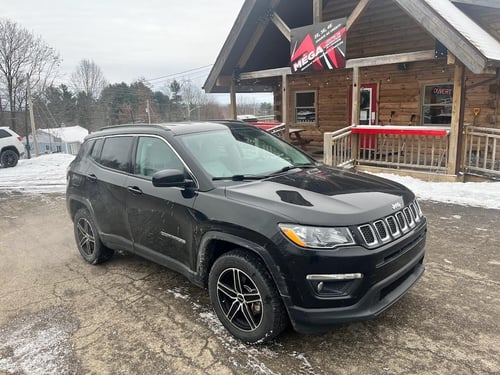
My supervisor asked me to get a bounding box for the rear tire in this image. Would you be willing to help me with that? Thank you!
[0,150,19,168]
[208,249,288,343]
[73,208,114,264]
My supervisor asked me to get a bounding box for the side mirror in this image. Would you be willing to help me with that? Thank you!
[152,169,194,188]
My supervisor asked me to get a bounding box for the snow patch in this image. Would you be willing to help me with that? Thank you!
[375,173,500,210]
[0,154,75,194]
[165,287,190,300]
[0,307,78,375]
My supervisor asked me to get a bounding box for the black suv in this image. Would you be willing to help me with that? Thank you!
[66,121,426,343]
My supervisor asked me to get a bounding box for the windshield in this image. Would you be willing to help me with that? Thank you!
[178,126,315,179]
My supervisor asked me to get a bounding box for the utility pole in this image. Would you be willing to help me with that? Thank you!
[146,100,151,124]
[24,84,31,159]
[27,76,39,156]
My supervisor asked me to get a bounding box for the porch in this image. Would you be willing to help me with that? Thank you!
[322,124,500,181]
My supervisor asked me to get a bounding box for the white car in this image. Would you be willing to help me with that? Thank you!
[0,127,25,168]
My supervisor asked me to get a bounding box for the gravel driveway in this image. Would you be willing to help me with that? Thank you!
[0,194,498,374]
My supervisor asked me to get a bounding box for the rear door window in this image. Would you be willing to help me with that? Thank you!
[0,129,11,138]
[99,136,134,173]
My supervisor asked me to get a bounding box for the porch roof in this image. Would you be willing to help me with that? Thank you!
[416,0,500,61]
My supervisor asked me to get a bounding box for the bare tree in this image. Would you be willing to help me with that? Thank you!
[180,79,208,120]
[71,59,107,99]
[0,18,60,128]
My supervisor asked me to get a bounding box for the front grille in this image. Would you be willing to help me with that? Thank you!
[357,200,424,249]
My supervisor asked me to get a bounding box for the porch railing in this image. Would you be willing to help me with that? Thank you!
[323,125,355,166]
[464,125,500,178]
[324,125,450,173]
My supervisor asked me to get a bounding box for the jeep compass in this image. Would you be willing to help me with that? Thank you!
[66,121,426,343]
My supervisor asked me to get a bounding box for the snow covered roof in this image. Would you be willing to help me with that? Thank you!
[38,126,88,144]
[424,0,500,62]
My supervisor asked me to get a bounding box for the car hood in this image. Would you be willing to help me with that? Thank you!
[224,166,415,226]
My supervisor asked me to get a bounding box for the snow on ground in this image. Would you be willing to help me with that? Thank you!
[0,154,499,209]
[375,173,500,210]
[0,154,75,194]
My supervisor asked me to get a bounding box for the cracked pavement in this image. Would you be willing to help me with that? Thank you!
[0,193,498,374]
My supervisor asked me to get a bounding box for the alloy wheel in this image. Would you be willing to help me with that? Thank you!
[216,268,263,331]
[76,217,95,256]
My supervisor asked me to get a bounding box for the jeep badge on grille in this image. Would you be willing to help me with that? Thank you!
[392,202,402,210]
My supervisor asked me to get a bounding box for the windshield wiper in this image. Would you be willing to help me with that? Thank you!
[212,175,265,181]
[212,164,317,181]
[268,163,317,176]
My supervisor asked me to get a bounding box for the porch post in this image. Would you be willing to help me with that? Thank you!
[230,79,237,120]
[351,67,361,125]
[351,67,361,162]
[282,73,290,140]
[447,63,465,175]
[313,0,322,23]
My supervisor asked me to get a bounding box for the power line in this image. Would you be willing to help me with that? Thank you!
[145,64,213,82]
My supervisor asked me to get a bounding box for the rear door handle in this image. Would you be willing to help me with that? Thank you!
[87,174,97,182]
[127,186,143,195]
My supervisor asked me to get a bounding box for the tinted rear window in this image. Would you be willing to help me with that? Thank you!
[74,139,94,162]
[91,138,104,161]
[0,129,11,138]
[99,137,133,172]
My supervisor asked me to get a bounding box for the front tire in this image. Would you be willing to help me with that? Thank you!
[208,250,288,343]
[0,150,19,168]
[73,208,114,264]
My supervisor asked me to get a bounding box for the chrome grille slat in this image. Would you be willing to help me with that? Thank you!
[358,224,378,247]
[404,207,416,228]
[396,212,409,233]
[374,220,390,242]
[385,216,401,237]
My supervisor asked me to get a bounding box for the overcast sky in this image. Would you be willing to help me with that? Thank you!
[1,0,246,96]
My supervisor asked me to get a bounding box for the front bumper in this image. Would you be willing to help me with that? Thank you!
[286,246,424,333]
[274,221,426,333]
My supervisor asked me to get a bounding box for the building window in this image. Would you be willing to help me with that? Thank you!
[421,84,453,126]
[295,91,316,124]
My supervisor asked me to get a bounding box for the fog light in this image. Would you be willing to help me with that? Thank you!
[307,274,363,297]
[317,281,324,292]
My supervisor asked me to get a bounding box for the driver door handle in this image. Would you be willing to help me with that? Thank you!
[127,186,143,195]
[87,174,97,182]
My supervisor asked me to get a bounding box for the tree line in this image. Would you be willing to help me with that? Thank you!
[0,18,272,135]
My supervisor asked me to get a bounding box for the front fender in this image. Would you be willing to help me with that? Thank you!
[196,231,290,297]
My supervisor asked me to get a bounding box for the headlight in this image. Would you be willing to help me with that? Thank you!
[279,224,355,249]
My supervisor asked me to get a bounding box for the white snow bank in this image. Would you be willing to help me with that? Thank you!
[0,153,75,194]
[375,173,500,210]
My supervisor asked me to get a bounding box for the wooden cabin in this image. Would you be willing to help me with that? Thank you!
[204,0,500,181]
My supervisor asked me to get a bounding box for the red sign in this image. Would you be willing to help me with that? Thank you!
[432,87,453,96]
[291,18,347,74]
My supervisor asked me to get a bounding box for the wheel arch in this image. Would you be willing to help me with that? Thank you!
[67,196,98,226]
[0,146,20,156]
[196,231,290,297]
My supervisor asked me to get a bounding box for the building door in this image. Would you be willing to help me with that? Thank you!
[349,83,378,125]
